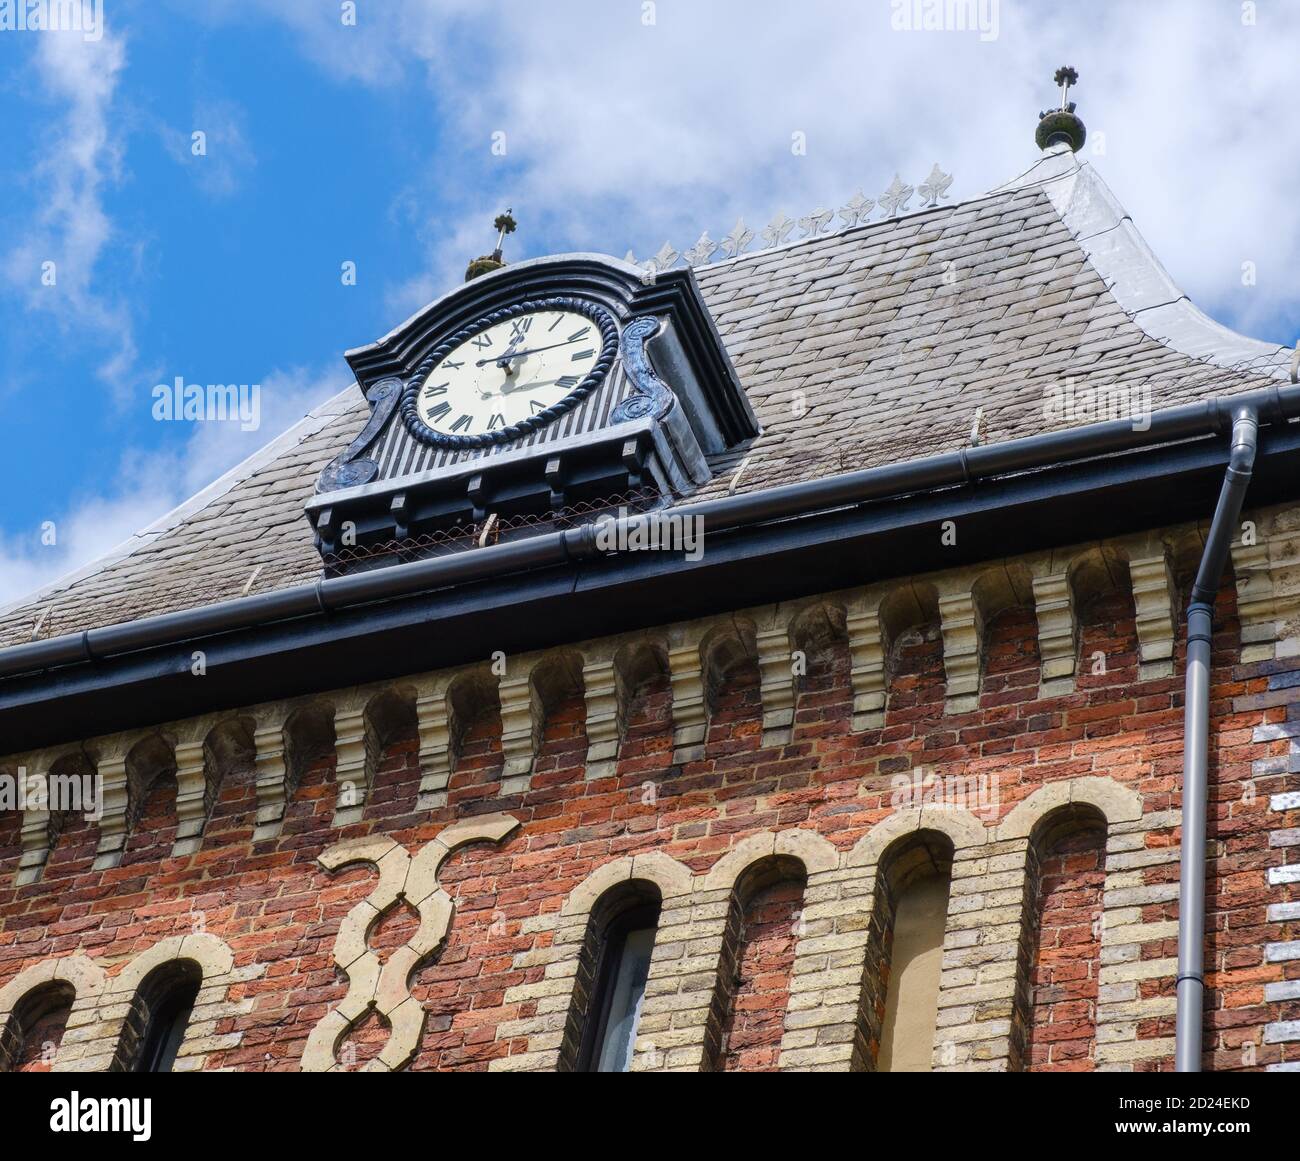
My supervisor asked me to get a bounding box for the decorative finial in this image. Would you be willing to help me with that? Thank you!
[493,210,517,252]
[1054,67,1079,110]
[1035,66,1086,153]
[466,209,517,281]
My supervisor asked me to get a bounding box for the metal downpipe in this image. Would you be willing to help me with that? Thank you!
[1175,406,1259,1072]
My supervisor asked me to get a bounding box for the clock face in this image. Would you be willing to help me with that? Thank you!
[414,308,605,440]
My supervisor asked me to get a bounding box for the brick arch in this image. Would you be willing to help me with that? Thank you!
[995,776,1144,1073]
[124,733,176,836]
[996,776,1143,841]
[16,748,94,882]
[552,851,692,1072]
[878,581,940,669]
[787,598,848,657]
[0,955,105,1072]
[875,580,942,717]
[700,829,838,891]
[560,852,693,917]
[854,827,959,1072]
[1067,544,1143,679]
[105,933,240,1073]
[326,685,420,822]
[699,617,758,721]
[612,637,670,740]
[282,701,336,800]
[1067,544,1132,610]
[846,805,988,868]
[444,664,500,768]
[364,686,418,763]
[695,832,836,1073]
[171,716,255,852]
[203,716,255,795]
[528,648,586,754]
[970,562,1038,690]
[1014,801,1110,1072]
[782,599,850,738]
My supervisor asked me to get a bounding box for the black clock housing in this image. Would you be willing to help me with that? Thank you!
[308,253,759,574]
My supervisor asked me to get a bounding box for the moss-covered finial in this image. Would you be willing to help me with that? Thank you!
[465,209,518,282]
[1035,66,1086,153]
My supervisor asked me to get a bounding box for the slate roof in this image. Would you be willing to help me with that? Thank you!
[0,147,1291,649]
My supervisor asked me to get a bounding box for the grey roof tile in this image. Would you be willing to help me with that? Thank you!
[0,180,1285,648]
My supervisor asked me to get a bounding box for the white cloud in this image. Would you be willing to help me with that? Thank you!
[0,367,346,608]
[1,27,138,394]
[240,0,1300,342]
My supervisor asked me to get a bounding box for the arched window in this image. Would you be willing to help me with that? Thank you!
[856,830,954,1072]
[562,882,662,1072]
[878,870,950,1071]
[1012,804,1107,1071]
[703,855,807,1072]
[114,961,201,1073]
[0,981,75,1072]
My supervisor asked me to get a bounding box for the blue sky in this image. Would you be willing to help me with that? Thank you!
[1,0,1297,604]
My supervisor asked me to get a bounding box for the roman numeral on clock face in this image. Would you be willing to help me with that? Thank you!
[471,333,493,350]
[488,412,505,430]
[450,413,473,432]
[567,327,591,342]
[571,349,594,362]
[530,400,548,414]
[510,317,533,341]
[426,400,451,421]
[556,375,579,389]
[422,382,448,398]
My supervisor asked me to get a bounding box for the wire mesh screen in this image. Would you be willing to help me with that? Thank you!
[320,487,663,576]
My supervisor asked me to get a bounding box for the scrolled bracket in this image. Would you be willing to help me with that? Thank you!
[318,378,404,492]
[612,315,675,423]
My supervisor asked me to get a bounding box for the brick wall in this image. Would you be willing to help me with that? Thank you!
[2,522,1298,1073]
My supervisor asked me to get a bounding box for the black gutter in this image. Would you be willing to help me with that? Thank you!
[2,384,1295,687]
[2,409,1300,753]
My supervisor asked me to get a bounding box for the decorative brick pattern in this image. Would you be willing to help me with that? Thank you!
[3,511,1298,1072]
[304,814,519,1072]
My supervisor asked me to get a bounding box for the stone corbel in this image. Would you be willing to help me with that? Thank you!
[1233,507,1300,662]
[413,674,454,810]
[332,697,370,827]
[847,587,888,731]
[171,733,209,857]
[91,742,130,870]
[14,756,49,886]
[1125,543,1177,680]
[936,577,981,714]
[251,712,290,841]
[582,651,620,780]
[498,664,535,796]
[755,608,796,747]
[1030,555,1077,696]
[666,624,708,764]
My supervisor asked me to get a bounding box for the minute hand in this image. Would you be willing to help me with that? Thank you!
[480,337,587,367]
[500,376,566,395]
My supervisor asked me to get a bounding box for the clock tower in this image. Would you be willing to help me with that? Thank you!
[308,221,759,572]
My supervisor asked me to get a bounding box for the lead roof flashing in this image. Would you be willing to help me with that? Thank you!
[996,146,1291,381]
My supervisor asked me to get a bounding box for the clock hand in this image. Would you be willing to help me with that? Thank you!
[500,376,565,395]
[477,337,586,368]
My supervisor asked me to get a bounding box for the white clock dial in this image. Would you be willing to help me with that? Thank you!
[415,309,602,438]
